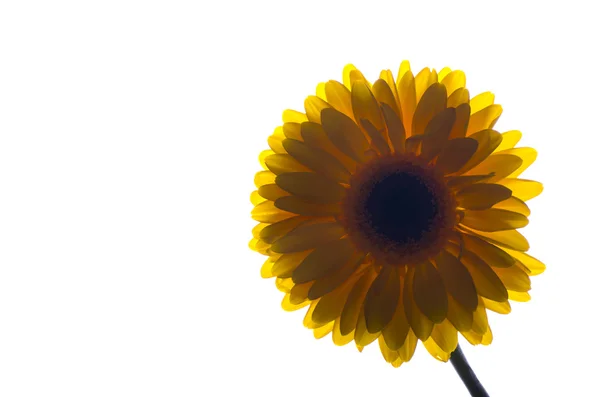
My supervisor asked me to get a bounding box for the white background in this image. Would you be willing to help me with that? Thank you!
[0,1,597,396]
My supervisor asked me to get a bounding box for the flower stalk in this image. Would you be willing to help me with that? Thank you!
[449,344,489,397]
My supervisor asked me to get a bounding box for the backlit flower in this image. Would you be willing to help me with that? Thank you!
[249,61,544,367]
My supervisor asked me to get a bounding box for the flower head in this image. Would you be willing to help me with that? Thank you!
[249,62,544,367]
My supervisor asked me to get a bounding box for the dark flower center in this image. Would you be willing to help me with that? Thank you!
[364,171,439,244]
[342,155,456,266]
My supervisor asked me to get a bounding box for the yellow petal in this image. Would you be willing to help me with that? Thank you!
[457,129,503,174]
[272,251,312,278]
[432,319,459,355]
[496,147,537,178]
[373,78,401,119]
[292,238,356,284]
[320,108,369,163]
[379,69,401,115]
[274,196,341,217]
[446,294,473,332]
[397,329,418,362]
[493,196,531,216]
[423,337,451,362]
[397,70,416,136]
[313,322,334,339]
[260,257,275,278]
[254,170,276,188]
[436,138,478,175]
[340,269,377,335]
[462,234,516,268]
[312,279,355,325]
[268,132,286,154]
[282,122,303,141]
[508,291,531,302]
[448,103,470,139]
[462,227,530,252]
[464,154,523,183]
[281,293,311,312]
[343,64,369,89]
[381,103,406,153]
[378,336,400,363]
[282,138,351,183]
[437,67,452,82]
[461,251,509,302]
[324,80,354,120]
[308,255,365,299]
[482,297,511,314]
[352,80,385,132]
[460,208,529,232]
[270,221,345,253]
[282,109,308,123]
[332,316,354,346]
[493,265,531,292]
[501,249,545,275]
[361,119,391,156]
[382,275,410,350]
[252,200,295,223]
[250,190,265,205]
[441,70,466,96]
[301,121,357,172]
[290,281,315,305]
[413,262,448,323]
[456,183,513,210]
[364,267,401,333]
[421,107,456,162]
[258,184,290,201]
[412,83,447,137]
[434,251,478,311]
[354,309,380,347]
[469,92,495,114]
[259,216,308,244]
[447,87,470,108]
[304,95,331,123]
[403,267,434,340]
[496,179,543,201]
[414,67,437,102]
[258,150,274,169]
[446,174,494,190]
[494,130,522,152]
[466,104,502,135]
[264,153,311,174]
[276,172,346,204]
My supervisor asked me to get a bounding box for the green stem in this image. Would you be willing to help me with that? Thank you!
[449,344,490,397]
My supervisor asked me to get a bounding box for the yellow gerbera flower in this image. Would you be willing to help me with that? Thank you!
[249,61,544,368]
